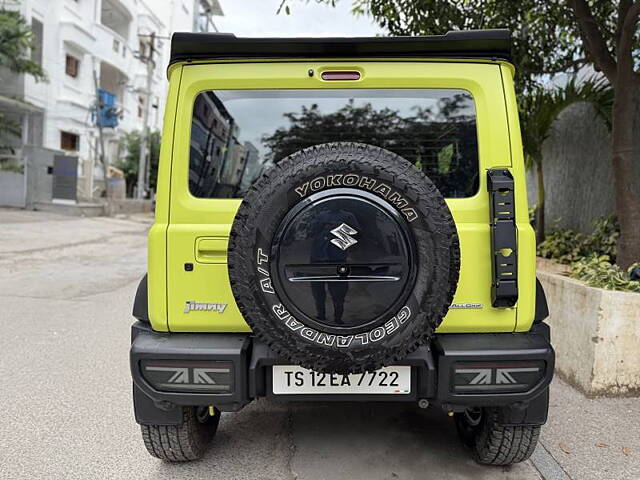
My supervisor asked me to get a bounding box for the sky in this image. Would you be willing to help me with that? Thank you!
[215,0,383,37]
[210,0,386,157]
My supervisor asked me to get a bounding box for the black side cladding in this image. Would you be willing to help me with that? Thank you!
[534,278,549,323]
[132,274,149,323]
[169,29,512,65]
[133,383,182,425]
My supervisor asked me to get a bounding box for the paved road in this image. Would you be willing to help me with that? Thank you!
[1,209,637,480]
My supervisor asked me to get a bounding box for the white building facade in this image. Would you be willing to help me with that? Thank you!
[0,0,222,202]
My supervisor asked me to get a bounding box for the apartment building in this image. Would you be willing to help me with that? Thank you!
[189,91,264,200]
[0,0,222,205]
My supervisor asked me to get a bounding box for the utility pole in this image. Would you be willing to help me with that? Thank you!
[136,31,155,199]
[93,67,108,197]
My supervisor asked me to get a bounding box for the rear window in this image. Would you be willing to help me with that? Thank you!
[189,89,479,198]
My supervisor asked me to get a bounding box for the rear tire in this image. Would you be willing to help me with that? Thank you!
[141,406,220,461]
[454,407,540,466]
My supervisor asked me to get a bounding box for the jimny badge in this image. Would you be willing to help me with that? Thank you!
[184,301,228,314]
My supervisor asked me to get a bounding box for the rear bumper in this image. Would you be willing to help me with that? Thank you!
[130,322,554,425]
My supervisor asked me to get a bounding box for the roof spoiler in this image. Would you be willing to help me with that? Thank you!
[169,29,512,66]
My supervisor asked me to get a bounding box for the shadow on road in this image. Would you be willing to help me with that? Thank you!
[149,401,538,480]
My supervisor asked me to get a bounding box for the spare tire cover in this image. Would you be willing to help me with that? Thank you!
[228,143,460,373]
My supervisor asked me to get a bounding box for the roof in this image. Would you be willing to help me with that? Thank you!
[169,30,512,66]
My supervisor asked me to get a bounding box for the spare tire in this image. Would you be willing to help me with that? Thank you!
[228,142,459,373]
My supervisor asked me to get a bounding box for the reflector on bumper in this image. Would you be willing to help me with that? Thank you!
[453,361,545,394]
[141,360,234,393]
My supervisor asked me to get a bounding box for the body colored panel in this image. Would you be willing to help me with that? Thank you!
[167,220,251,332]
[163,60,522,333]
[499,64,536,332]
[195,237,229,264]
[147,65,183,332]
[438,220,516,333]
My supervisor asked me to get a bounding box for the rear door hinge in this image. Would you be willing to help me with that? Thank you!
[487,169,518,307]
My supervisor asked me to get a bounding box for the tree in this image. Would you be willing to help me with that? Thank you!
[0,5,46,153]
[520,77,613,243]
[117,130,161,197]
[281,1,589,91]
[281,0,640,267]
[0,112,20,156]
[567,0,640,267]
[0,7,46,81]
[263,97,479,197]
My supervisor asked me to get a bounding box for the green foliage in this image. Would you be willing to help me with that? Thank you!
[537,226,587,264]
[117,130,161,197]
[519,77,613,170]
[437,143,454,174]
[354,0,577,88]
[0,8,46,81]
[0,158,22,172]
[277,0,640,268]
[583,215,619,260]
[569,256,640,293]
[281,1,630,92]
[540,217,638,292]
[0,111,20,152]
[537,216,620,264]
[528,205,536,225]
[261,97,478,196]
[0,5,47,151]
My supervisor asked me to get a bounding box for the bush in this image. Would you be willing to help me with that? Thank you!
[538,216,639,292]
[583,215,618,260]
[537,216,619,264]
[0,158,23,173]
[537,227,586,264]
[569,255,640,293]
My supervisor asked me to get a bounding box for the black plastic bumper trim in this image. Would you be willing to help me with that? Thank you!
[130,322,251,414]
[432,323,554,407]
[534,277,550,323]
[132,274,149,323]
[130,322,554,424]
[250,343,436,403]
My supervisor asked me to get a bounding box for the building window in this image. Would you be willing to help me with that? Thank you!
[65,54,79,78]
[31,18,43,65]
[60,131,79,151]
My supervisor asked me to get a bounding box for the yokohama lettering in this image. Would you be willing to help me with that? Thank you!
[294,174,418,222]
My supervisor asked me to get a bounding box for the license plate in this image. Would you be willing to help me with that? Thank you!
[272,365,411,395]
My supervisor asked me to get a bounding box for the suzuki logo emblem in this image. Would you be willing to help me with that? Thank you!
[330,223,358,251]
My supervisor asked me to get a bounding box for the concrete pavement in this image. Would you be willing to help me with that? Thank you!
[0,208,637,479]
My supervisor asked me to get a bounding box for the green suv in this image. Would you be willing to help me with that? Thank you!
[130,29,554,465]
